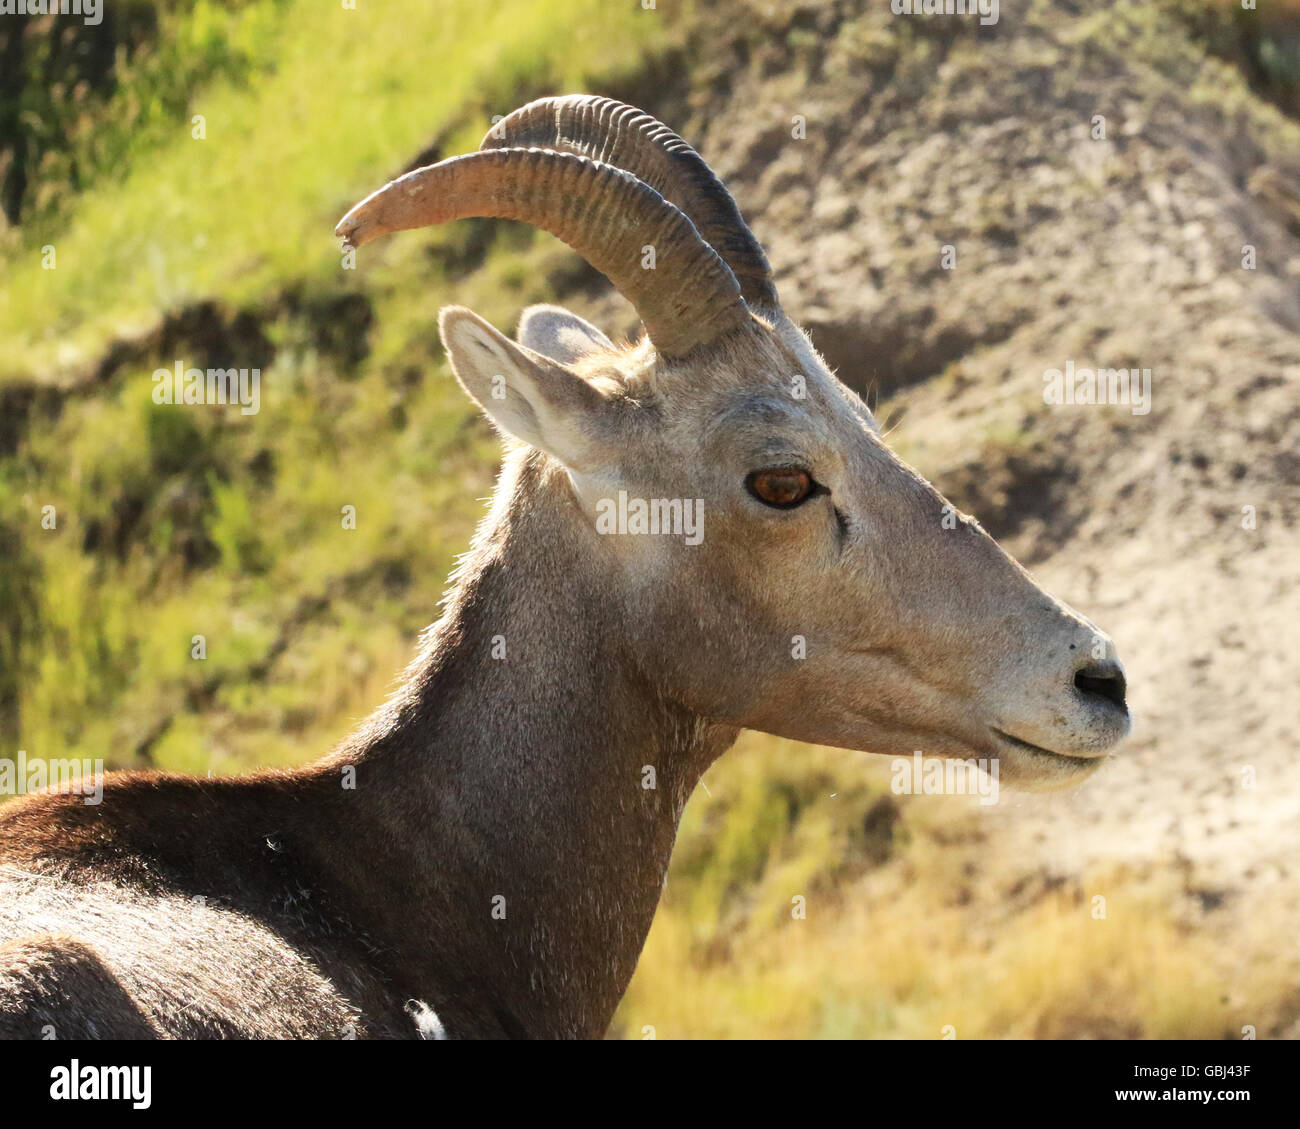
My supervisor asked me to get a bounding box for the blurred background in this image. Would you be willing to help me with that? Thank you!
[1,0,1298,1038]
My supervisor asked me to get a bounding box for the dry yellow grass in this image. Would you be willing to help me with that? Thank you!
[614,732,1298,1039]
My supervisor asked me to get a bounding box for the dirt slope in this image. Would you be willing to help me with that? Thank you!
[609,0,1300,895]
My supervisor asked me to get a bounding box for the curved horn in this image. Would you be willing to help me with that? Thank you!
[335,148,747,357]
[481,95,779,312]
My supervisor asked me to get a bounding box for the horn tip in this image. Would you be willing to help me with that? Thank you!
[334,210,377,249]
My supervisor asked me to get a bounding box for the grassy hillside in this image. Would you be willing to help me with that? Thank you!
[1,0,671,378]
[0,0,673,771]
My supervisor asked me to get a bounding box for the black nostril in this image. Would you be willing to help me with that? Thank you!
[1074,663,1127,710]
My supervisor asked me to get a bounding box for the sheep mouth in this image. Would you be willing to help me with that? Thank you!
[990,728,1104,763]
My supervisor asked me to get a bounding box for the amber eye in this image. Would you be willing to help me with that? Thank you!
[745,468,818,509]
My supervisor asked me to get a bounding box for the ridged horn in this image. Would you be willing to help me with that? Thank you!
[335,147,748,357]
[481,95,779,312]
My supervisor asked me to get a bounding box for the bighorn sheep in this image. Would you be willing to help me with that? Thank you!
[0,96,1129,1039]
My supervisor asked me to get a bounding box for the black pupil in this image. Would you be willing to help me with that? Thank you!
[759,472,807,505]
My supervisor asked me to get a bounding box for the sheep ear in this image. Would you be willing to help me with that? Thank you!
[517,304,614,364]
[440,306,615,471]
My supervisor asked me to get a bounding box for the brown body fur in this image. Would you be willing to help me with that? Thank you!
[0,453,733,1039]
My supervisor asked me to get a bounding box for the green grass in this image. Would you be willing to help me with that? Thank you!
[0,0,667,382]
[0,0,674,767]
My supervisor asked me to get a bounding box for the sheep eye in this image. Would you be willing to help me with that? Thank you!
[746,468,818,509]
